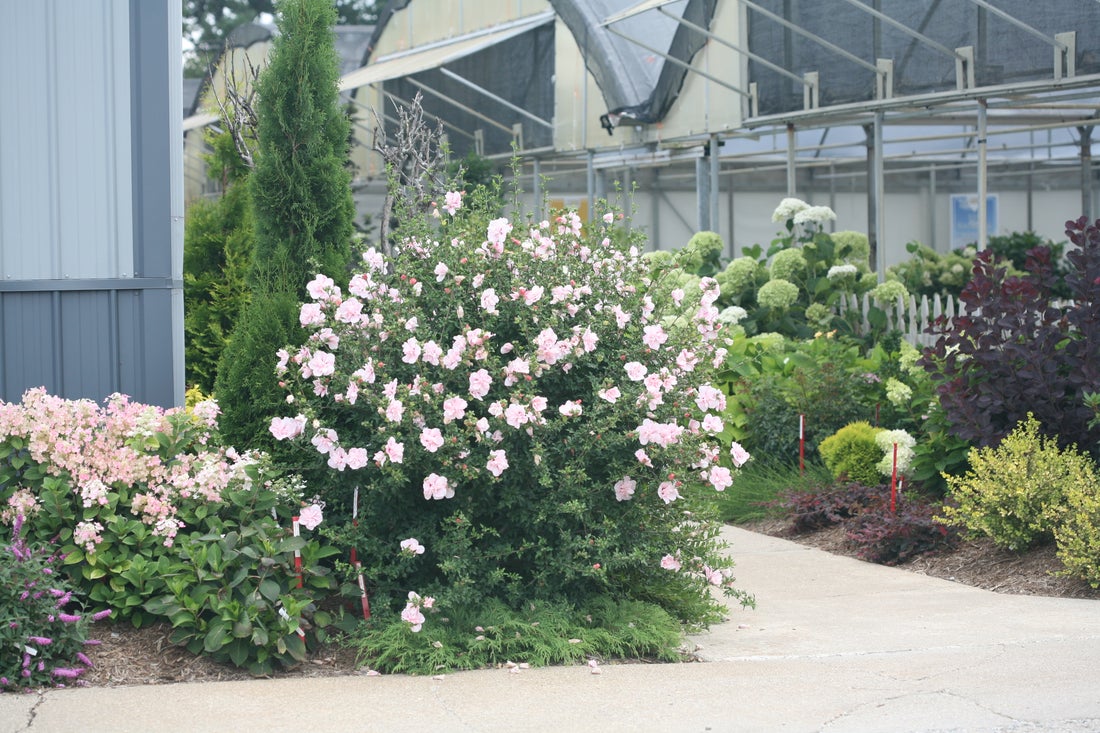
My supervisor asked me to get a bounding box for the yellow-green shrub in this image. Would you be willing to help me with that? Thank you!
[941,414,1093,551]
[1054,476,1100,587]
[818,421,883,486]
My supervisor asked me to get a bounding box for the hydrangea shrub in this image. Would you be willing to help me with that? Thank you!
[272,189,753,628]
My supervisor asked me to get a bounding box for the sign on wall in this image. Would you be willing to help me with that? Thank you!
[950,194,998,249]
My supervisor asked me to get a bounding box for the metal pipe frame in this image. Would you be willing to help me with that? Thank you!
[963,0,1069,53]
[437,68,554,130]
[604,24,752,98]
[404,78,516,136]
[736,0,881,74]
[837,0,966,62]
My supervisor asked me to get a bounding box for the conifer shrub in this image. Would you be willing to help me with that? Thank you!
[940,414,1095,551]
[817,421,883,486]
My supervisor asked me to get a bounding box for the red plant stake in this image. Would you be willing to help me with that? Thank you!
[799,414,805,475]
[890,442,898,513]
[292,515,303,588]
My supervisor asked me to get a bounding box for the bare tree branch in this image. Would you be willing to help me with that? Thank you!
[209,47,262,169]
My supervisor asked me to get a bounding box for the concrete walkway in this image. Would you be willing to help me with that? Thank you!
[3,527,1100,733]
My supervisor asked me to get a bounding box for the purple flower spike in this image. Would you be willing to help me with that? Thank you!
[76,652,94,667]
[57,613,81,624]
[26,636,53,645]
[91,609,112,622]
[51,667,85,679]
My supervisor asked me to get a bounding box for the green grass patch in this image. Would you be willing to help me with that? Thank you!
[347,596,686,675]
[711,458,834,524]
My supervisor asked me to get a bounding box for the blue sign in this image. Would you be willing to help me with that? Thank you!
[950,194,998,249]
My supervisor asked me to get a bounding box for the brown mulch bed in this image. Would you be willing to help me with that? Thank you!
[73,522,1099,688]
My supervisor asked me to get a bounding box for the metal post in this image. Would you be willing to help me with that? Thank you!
[977,99,988,251]
[1080,125,1094,222]
[874,111,885,279]
[586,150,595,221]
[929,164,938,251]
[696,155,711,231]
[710,133,720,236]
[533,158,541,221]
[786,123,797,196]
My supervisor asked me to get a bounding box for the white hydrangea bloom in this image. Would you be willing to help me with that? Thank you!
[875,429,916,477]
[827,264,859,280]
[771,197,809,223]
[793,205,837,226]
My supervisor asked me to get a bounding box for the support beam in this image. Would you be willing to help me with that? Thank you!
[696,155,711,231]
[587,150,595,220]
[838,0,966,63]
[710,133,720,234]
[977,99,988,251]
[866,111,885,277]
[786,124,797,196]
[1081,125,1094,222]
[437,68,554,129]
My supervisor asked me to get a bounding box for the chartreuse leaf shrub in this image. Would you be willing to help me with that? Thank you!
[1054,472,1100,588]
[270,180,755,662]
[0,389,340,674]
[0,514,110,690]
[818,422,883,486]
[940,414,1096,551]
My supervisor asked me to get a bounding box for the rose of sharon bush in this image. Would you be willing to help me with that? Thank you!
[273,192,752,627]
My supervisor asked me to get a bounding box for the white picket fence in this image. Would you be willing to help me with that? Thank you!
[834,293,961,347]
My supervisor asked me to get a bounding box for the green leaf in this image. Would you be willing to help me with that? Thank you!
[258,579,282,603]
[204,619,231,652]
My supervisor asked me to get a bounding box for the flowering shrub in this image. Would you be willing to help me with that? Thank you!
[272,186,753,630]
[0,389,339,673]
[1,514,109,690]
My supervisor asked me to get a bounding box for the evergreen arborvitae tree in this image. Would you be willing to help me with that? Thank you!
[184,131,254,394]
[216,0,355,452]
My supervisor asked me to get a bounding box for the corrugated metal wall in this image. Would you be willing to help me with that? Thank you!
[0,0,184,408]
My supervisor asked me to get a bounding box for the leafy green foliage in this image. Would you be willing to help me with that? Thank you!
[921,218,1100,452]
[0,516,106,690]
[1054,473,1100,588]
[710,458,833,524]
[941,415,1096,551]
[184,145,254,394]
[143,498,341,675]
[817,422,883,486]
[349,597,685,675]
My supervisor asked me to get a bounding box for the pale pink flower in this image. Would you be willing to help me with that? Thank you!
[487,218,513,248]
[423,473,453,500]
[468,369,492,400]
[558,400,583,417]
[421,340,443,366]
[530,395,548,412]
[612,305,631,329]
[443,396,468,423]
[385,399,404,423]
[443,191,463,216]
[522,285,544,305]
[400,538,426,555]
[346,447,369,470]
[402,338,422,364]
[306,274,338,301]
[486,449,509,477]
[405,316,419,332]
[613,476,636,502]
[671,288,685,306]
[581,328,598,352]
[298,504,323,530]
[660,554,681,571]
[299,303,325,327]
[307,351,335,377]
[420,427,445,453]
[729,441,751,468]
[637,418,684,448]
[334,298,363,323]
[362,248,385,271]
[642,324,668,350]
[504,403,529,429]
[657,481,681,504]
[311,428,337,454]
[434,262,450,281]
[401,603,426,632]
[635,449,653,467]
[676,349,698,372]
[708,465,734,492]
[602,212,614,224]
[480,288,500,313]
[703,565,724,586]
[695,385,726,411]
[624,361,647,381]
[327,447,348,471]
[384,437,404,464]
[701,415,724,434]
[597,386,620,403]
